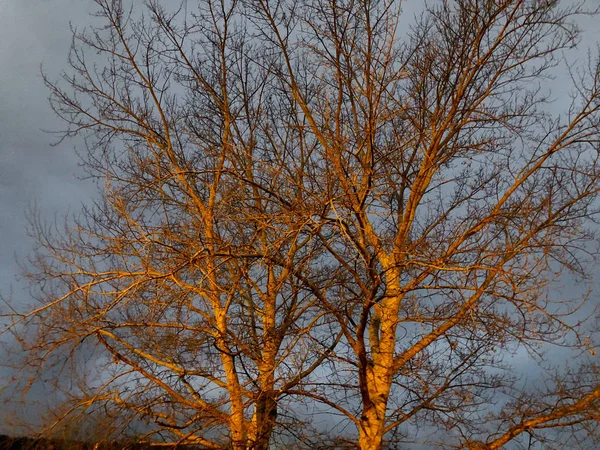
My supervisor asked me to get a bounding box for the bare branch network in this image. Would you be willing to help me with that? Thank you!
[3,0,600,449]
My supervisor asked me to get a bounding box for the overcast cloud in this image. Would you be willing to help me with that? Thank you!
[0,0,95,286]
[0,0,99,433]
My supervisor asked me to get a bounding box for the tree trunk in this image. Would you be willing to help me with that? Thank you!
[216,312,247,450]
[252,393,278,450]
[250,275,279,450]
[358,402,387,450]
[358,271,401,450]
[357,361,393,450]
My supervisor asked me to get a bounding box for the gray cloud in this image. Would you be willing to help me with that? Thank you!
[0,0,98,433]
[0,0,96,284]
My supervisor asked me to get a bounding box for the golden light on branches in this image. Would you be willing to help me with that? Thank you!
[3,0,600,449]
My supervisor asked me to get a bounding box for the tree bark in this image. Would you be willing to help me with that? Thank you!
[357,269,402,450]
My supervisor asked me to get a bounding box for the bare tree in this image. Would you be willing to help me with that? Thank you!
[246,0,600,448]
[5,0,338,448]
[4,0,600,449]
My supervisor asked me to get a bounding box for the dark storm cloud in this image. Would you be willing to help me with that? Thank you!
[0,0,96,270]
[0,0,98,432]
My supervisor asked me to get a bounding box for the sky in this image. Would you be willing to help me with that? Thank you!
[0,0,100,433]
[0,0,600,442]
[0,0,96,289]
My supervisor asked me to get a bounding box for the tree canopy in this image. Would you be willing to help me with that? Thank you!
[4,0,600,449]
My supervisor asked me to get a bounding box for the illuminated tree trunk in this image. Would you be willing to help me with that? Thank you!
[216,310,248,450]
[252,390,278,450]
[251,277,279,450]
[357,379,389,450]
[358,270,402,450]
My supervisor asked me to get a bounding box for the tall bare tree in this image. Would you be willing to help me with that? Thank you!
[4,0,600,449]
[6,0,338,448]
[247,0,600,448]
